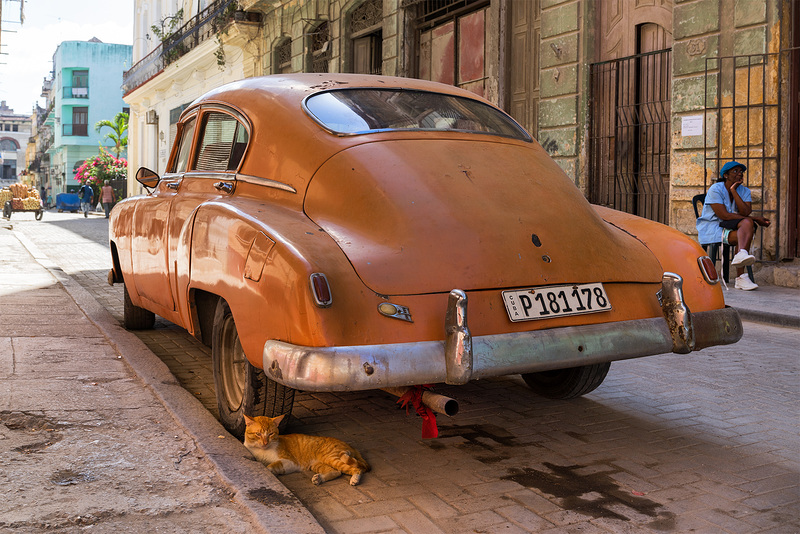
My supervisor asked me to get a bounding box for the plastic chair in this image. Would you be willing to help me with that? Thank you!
[692,194,754,283]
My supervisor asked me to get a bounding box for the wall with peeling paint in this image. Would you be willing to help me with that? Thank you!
[670,0,787,260]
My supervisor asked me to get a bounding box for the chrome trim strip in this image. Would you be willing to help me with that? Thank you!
[236,174,297,193]
[261,306,742,392]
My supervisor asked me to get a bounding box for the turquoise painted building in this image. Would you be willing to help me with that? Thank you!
[44,38,132,194]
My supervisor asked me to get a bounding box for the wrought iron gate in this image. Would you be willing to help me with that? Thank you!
[589,49,672,224]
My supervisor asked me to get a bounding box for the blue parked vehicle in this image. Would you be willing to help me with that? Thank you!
[56,193,80,213]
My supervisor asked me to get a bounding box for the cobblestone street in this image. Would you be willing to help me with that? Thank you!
[9,210,800,534]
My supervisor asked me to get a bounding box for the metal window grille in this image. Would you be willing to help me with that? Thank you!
[351,0,382,35]
[703,53,783,260]
[406,0,486,28]
[276,38,292,73]
[310,22,331,73]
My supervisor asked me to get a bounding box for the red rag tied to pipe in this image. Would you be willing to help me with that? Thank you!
[397,385,438,439]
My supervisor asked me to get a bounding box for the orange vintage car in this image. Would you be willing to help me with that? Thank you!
[108,74,742,437]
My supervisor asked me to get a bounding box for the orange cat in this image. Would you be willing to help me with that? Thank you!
[243,414,370,486]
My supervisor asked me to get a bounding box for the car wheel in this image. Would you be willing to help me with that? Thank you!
[123,284,155,330]
[212,299,294,438]
[522,362,610,399]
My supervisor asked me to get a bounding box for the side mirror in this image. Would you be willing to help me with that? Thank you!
[136,167,160,189]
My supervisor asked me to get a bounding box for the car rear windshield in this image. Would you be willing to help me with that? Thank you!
[304,88,531,141]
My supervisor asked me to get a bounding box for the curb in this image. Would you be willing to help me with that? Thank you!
[732,307,800,329]
[13,229,325,534]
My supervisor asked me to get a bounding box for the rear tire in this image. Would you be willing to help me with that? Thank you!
[522,362,610,399]
[123,284,155,330]
[212,299,294,438]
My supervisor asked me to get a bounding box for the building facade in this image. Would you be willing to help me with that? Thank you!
[0,101,32,185]
[34,39,132,195]
[123,0,799,261]
[124,0,263,183]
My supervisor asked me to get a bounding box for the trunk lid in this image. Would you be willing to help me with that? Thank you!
[304,138,663,296]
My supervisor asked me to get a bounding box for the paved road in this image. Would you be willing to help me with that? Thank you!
[10,209,800,533]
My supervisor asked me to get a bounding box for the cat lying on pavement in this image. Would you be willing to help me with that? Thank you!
[243,414,370,486]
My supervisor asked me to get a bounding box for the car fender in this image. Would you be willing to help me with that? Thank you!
[181,199,372,366]
[593,206,725,313]
[109,195,143,300]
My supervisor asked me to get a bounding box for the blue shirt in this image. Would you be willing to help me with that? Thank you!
[79,184,93,202]
[696,181,752,244]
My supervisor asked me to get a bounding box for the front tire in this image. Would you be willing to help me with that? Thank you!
[522,362,610,399]
[212,299,294,438]
[123,284,155,330]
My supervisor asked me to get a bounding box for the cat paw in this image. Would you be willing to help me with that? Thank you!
[312,474,323,485]
[349,473,362,486]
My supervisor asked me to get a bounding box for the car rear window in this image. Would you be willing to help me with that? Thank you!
[304,88,531,141]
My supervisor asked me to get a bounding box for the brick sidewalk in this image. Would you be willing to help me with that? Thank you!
[11,211,800,534]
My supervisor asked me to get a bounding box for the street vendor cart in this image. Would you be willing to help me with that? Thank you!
[1,184,44,220]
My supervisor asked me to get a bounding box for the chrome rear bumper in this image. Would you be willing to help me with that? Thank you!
[262,273,743,392]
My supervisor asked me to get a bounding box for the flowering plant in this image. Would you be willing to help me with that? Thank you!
[75,147,127,201]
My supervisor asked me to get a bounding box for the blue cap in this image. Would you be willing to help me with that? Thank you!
[720,161,747,178]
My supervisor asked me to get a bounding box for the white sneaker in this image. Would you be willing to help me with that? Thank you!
[734,274,758,291]
[731,249,755,268]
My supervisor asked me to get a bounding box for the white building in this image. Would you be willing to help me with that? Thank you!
[0,100,32,185]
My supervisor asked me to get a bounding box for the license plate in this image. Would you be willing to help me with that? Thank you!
[502,283,612,322]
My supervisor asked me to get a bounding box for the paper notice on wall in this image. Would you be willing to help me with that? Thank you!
[681,115,704,136]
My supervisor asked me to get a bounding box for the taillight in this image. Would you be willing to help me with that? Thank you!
[309,273,333,307]
[698,256,719,284]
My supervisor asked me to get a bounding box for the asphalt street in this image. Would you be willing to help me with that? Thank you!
[4,208,800,534]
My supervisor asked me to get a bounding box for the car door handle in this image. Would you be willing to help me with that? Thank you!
[166,182,179,190]
[214,182,234,194]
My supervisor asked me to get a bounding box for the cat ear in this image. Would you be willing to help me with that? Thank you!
[243,414,255,425]
[272,413,286,426]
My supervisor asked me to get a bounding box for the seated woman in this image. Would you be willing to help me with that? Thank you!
[696,161,771,290]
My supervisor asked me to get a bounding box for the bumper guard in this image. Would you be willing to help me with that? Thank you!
[262,273,742,391]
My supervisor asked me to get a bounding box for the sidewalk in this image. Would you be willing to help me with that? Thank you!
[721,284,800,328]
[0,225,323,533]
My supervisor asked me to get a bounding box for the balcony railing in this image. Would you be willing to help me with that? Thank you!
[63,124,88,136]
[63,86,89,99]
[123,0,238,95]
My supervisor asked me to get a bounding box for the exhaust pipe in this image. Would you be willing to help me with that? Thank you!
[382,387,459,416]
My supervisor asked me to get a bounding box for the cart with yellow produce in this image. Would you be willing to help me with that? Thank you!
[2,184,43,220]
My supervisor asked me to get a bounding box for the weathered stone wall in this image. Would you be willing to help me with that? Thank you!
[538,0,584,186]
[670,0,782,259]
[243,0,405,77]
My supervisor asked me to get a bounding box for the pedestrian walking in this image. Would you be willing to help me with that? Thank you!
[79,183,94,218]
[101,180,115,219]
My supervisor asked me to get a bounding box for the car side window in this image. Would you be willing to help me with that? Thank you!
[193,112,249,172]
[173,118,196,173]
